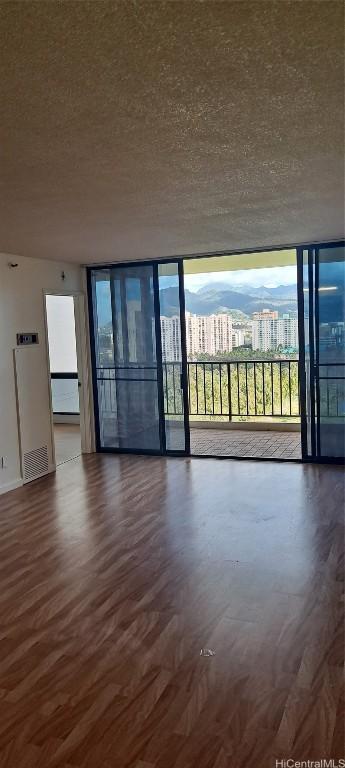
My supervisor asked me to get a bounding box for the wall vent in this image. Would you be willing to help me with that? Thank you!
[23,445,49,482]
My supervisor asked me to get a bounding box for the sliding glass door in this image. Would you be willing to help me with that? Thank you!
[89,262,189,455]
[158,262,190,454]
[298,243,345,461]
[90,264,161,452]
[90,242,343,463]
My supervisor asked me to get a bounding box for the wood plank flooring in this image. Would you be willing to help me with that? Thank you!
[0,454,344,767]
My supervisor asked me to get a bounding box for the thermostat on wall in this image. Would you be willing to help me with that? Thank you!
[16,333,39,345]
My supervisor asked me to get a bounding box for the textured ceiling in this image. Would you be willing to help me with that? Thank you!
[0,1,344,265]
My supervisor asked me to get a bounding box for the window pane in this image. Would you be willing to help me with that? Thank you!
[159,263,186,452]
[91,265,161,452]
[46,295,77,372]
[318,246,345,457]
[51,378,79,414]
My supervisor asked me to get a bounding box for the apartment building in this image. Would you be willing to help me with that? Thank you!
[232,327,246,348]
[161,314,251,360]
[252,309,279,321]
[160,315,181,361]
[185,312,233,356]
[252,313,299,351]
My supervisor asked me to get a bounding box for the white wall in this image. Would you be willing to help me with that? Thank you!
[0,252,84,494]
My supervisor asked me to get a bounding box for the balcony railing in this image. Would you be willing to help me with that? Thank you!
[163,359,300,419]
[94,359,301,422]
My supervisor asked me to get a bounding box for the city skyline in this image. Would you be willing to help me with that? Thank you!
[160,308,298,361]
[95,265,298,330]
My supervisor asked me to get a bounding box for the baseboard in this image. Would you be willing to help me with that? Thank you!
[0,463,56,495]
[0,478,24,496]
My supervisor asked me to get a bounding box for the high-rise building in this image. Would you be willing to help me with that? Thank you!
[160,315,181,361]
[277,314,299,350]
[252,313,298,351]
[185,312,232,356]
[161,313,233,359]
[252,309,279,321]
[161,311,298,357]
[232,328,246,348]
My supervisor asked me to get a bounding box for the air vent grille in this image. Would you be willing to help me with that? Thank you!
[23,445,49,482]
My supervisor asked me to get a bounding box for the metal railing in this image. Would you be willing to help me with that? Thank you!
[318,363,345,418]
[163,359,300,419]
[94,359,301,420]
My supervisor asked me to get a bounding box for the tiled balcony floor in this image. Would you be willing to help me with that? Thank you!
[191,427,301,459]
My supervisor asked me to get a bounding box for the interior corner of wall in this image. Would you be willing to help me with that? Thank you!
[0,477,24,496]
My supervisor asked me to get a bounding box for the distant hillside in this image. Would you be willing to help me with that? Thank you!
[251,284,297,300]
[97,282,298,327]
[197,283,296,300]
[159,285,297,317]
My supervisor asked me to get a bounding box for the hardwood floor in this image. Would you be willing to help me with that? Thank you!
[0,454,343,767]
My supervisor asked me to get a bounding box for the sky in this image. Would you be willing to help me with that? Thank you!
[184,265,297,292]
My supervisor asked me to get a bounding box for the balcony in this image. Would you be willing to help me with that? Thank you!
[92,358,302,459]
[163,358,301,459]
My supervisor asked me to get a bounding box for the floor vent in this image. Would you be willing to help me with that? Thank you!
[23,445,49,482]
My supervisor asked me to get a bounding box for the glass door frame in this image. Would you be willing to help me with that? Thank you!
[88,240,343,464]
[158,260,191,456]
[154,259,191,456]
[178,259,191,455]
[87,259,190,457]
[297,241,345,464]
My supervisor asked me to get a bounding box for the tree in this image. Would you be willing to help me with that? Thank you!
[163,355,300,424]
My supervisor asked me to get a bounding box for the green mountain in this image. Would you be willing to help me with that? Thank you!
[159,286,296,317]
[197,282,296,300]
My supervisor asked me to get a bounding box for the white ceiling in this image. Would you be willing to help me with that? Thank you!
[0,1,344,265]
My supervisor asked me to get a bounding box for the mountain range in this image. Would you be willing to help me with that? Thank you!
[197,282,297,300]
[160,283,297,318]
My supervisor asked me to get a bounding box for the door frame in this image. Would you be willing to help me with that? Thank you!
[296,246,310,461]
[87,260,190,457]
[178,260,191,456]
[43,290,94,467]
[156,260,191,456]
[153,264,167,454]
[297,241,345,464]
[87,239,344,464]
